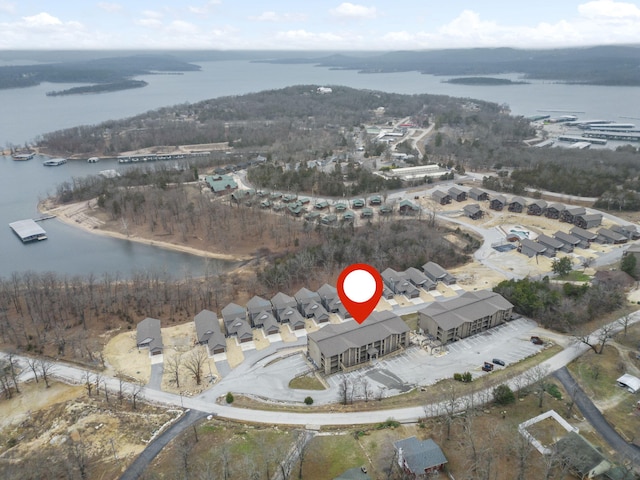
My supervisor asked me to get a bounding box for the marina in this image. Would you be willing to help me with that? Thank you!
[557,135,607,145]
[9,219,47,242]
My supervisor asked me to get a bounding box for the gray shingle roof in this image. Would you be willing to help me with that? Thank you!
[247,295,272,316]
[553,230,580,245]
[537,234,564,249]
[295,287,321,307]
[308,311,408,358]
[570,226,598,240]
[521,237,547,254]
[419,290,513,331]
[194,309,220,344]
[136,317,163,352]
[394,437,448,474]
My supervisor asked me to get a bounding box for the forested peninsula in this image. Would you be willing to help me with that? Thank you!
[0,54,199,94]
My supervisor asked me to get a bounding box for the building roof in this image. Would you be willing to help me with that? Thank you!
[598,228,627,242]
[617,373,640,393]
[295,287,321,306]
[404,267,433,288]
[394,437,448,474]
[469,187,486,196]
[553,230,581,245]
[578,213,602,222]
[136,317,163,351]
[491,194,507,204]
[521,237,547,254]
[419,290,513,331]
[254,310,279,333]
[537,234,564,249]
[194,309,220,344]
[221,302,245,321]
[556,432,610,477]
[448,186,465,196]
[280,307,306,328]
[463,203,482,215]
[570,226,598,240]
[546,202,563,211]
[431,190,450,200]
[246,295,272,315]
[399,199,419,211]
[509,196,527,206]
[308,311,408,358]
[205,174,237,193]
[226,317,253,339]
[422,261,454,282]
[271,292,297,311]
[565,206,586,216]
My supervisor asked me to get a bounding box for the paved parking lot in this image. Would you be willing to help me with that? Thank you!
[329,317,543,398]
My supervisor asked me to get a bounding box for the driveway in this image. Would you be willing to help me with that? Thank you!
[553,367,640,467]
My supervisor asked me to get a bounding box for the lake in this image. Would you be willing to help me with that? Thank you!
[2,58,639,277]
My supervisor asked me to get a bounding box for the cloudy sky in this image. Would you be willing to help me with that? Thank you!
[1,0,639,50]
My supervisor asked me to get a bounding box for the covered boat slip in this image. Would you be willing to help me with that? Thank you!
[9,219,47,242]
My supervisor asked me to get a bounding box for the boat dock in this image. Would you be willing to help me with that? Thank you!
[9,219,47,242]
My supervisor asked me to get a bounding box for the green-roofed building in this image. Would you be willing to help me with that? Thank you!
[399,199,420,215]
[315,200,330,210]
[334,202,348,212]
[361,207,374,218]
[369,195,382,205]
[299,197,310,204]
[379,204,393,215]
[321,214,338,225]
[351,198,365,209]
[305,211,321,222]
[205,174,238,194]
[342,211,356,222]
[288,202,305,216]
[282,193,298,203]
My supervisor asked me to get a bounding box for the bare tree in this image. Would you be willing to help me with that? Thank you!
[441,384,460,440]
[6,352,20,394]
[68,440,89,480]
[526,364,551,409]
[83,370,94,396]
[184,349,208,386]
[166,353,183,389]
[94,372,103,398]
[26,357,39,383]
[116,370,127,404]
[362,378,371,402]
[574,323,616,354]
[617,311,633,337]
[131,380,144,410]
[338,376,352,405]
[37,359,55,388]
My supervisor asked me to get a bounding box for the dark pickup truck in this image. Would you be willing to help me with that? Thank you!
[530,336,544,345]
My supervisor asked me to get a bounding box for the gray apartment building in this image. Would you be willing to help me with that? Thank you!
[418,290,513,344]
[307,310,409,374]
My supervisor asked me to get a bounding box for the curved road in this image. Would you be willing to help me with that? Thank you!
[554,367,640,466]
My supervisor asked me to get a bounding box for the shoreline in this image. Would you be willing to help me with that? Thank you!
[40,199,253,264]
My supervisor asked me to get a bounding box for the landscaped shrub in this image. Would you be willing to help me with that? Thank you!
[547,384,562,400]
[493,384,516,405]
[304,396,314,405]
[226,392,234,404]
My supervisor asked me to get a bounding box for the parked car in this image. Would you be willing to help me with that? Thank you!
[481,362,494,372]
[492,358,506,366]
[530,336,544,345]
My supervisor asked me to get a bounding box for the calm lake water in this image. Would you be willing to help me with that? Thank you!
[2,59,639,277]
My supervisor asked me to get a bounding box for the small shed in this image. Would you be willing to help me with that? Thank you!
[398,199,420,215]
[617,373,640,393]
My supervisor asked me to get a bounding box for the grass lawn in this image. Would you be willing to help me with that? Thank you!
[299,434,367,480]
[568,345,623,401]
[401,312,419,331]
[557,270,591,282]
[289,374,326,390]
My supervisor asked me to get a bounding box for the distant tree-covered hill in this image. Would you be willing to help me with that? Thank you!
[261,46,640,86]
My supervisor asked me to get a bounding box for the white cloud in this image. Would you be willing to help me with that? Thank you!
[0,1,15,13]
[250,11,308,22]
[142,10,163,19]
[136,18,163,28]
[167,20,197,34]
[330,3,377,20]
[578,0,640,18]
[275,29,363,49]
[22,12,64,28]
[97,2,123,13]
[188,0,221,15]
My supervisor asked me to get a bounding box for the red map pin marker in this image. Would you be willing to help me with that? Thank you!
[337,263,383,324]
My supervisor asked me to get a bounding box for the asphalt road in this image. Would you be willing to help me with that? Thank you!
[553,366,640,467]
[119,408,208,480]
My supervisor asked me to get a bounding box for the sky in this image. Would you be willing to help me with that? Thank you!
[0,0,639,50]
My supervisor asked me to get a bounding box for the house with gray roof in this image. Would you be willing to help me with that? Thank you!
[307,310,409,374]
[542,202,563,218]
[574,213,602,229]
[556,432,612,480]
[463,203,483,220]
[537,234,564,257]
[136,317,163,355]
[252,310,280,336]
[527,199,548,216]
[404,267,436,291]
[508,197,527,213]
[553,231,580,252]
[448,186,467,202]
[271,292,297,322]
[194,310,226,355]
[489,194,507,211]
[570,226,598,246]
[519,237,548,258]
[418,290,513,344]
[303,300,330,323]
[596,227,627,244]
[222,302,252,342]
[610,224,640,240]
[382,268,420,298]
[279,307,306,330]
[246,295,272,325]
[295,287,322,314]
[422,262,456,285]
[560,206,586,224]
[431,190,451,205]
[394,437,448,477]
[318,284,350,318]
[469,187,488,201]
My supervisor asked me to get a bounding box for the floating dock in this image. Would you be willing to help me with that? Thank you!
[9,219,47,242]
